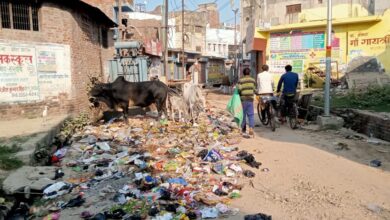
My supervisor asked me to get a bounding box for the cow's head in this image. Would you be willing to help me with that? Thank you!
[88,82,111,108]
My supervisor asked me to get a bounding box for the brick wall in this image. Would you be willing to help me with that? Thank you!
[0,2,114,120]
[338,109,390,142]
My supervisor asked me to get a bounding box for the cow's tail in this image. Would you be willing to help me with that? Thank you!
[168,87,180,96]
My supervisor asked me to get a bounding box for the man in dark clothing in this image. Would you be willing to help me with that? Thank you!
[277,65,299,120]
[237,68,256,137]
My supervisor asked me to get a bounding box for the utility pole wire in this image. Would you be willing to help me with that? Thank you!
[163,0,169,80]
[182,0,185,79]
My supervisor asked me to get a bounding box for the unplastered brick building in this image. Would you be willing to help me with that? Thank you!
[0,0,116,120]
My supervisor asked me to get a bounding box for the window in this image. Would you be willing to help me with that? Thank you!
[196,46,201,52]
[0,1,40,31]
[213,44,216,52]
[208,43,211,51]
[286,4,301,14]
[81,15,91,39]
[101,29,108,48]
[318,0,323,3]
[286,4,301,24]
[195,26,202,33]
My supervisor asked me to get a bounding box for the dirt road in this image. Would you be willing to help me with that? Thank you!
[207,91,390,220]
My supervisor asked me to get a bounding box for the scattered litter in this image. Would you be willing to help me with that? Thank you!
[167,177,188,186]
[237,151,262,169]
[54,169,64,180]
[79,135,97,144]
[12,107,263,219]
[95,142,111,151]
[212,163,224,174]
[43,212,60,220]
[200,207,219,218]
[369,159,382,167]
[261,168,270,172]
[229,164,243,173]
[203,149,223,162]
[243,170,256,178]
[154,212,173,220]
[63,195,85,208]
[229,190,241,199]
[53,147,69,159]
[244,212,272,220]
[80,211,94,219]
[43,182,72,200]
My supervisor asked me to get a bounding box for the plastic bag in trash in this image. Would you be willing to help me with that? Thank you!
[200,207,219,219]
[167,177,188,186]
[43,182,72,200]
[226,88,243,127]
[203,149,223,162]
[152,212,173,220]
[53,148,69,159]
[95,142,111,151]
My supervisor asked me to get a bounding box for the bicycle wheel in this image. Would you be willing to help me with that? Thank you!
[257,102,269,125]
[268,106,276,132]
[288,103,298,129]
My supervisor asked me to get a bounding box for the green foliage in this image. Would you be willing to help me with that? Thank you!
[347,85,390,109]
[57,113,90,141]
[0,144,23,170]
[313,85,390,112]
[109,199,151,217]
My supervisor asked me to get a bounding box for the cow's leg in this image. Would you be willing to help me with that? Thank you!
[122,103,129,122]
[162,99,168,119]
[156,98,168,120]
[189,102,194,123]
[171,108,175,122]
[155,99,163,120]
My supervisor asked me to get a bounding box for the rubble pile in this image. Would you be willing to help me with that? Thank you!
[3,108,263,220]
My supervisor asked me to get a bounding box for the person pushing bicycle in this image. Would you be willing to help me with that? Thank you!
[256,64,274,119]
[276,65,299,123]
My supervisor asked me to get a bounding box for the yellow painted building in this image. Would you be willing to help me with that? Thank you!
[254,9,390,87]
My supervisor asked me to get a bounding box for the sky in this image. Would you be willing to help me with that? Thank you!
[134,0,240,24]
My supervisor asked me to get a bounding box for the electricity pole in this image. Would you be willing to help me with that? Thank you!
[181,0,185,79]
[233,8,239,83]
[324,0,332,116]
[163,0,169,80]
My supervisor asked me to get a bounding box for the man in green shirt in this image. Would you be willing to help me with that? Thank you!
[237,68,256,137]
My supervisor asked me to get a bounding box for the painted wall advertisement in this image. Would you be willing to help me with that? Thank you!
[348,32,390,63]
[0,42,71,103]
[268,31,343,83]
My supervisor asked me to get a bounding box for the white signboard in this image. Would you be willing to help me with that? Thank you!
[0,42,71,103]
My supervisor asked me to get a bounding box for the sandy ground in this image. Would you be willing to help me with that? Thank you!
[0,115,68,138]
[206,91,390,220]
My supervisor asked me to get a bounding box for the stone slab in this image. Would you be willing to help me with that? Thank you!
[2,166,57,194]
[317,115,344,130]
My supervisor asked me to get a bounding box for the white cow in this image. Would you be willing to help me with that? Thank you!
[182,82,206,124]
[168,94,188,122]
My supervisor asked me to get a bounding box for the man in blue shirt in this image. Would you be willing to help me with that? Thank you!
[277,65,299,120]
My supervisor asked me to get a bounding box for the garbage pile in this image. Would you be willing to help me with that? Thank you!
[6,108,264,220]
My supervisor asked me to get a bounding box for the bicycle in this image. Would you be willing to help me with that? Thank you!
[282,94,299,129]
[257,95,278,132]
